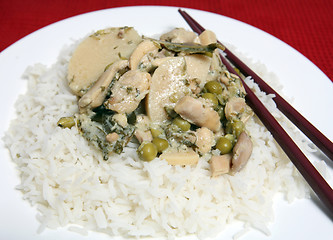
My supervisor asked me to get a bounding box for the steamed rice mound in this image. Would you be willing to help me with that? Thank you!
[4,41,310,238]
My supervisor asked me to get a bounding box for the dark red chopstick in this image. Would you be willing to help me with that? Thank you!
[178,9,333,215]
[178,9,333,161]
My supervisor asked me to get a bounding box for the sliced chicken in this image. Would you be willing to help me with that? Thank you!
[225,97,246,120]
[129,39,159,70]
[231,132,253,173]
[146,57,189,122]
[106,132,119,143]
[174,96,221,132]
[134,129,153,144]
[106,69,151,114]
[195,127,214,154]
[150,56,173,67]
[185,54,211,86]
[67,27,142,96]
[78,60,128,111]
[112,113,128,128]
[225,97,253,123]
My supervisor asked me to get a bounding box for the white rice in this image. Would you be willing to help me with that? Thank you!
[3,41,315,239]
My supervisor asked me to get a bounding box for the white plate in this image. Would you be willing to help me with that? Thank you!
[0,6,332,240]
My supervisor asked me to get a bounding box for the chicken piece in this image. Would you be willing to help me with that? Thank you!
[224,97,253,123]
[160,28,199,43]
[134,129,153,144]
[151,56,175,67]
[136,114,151,126]
[133,114,153,143]
[106,70,151,114]
[78,60,128,111]
[210,154,232,177]
[231,132,253,173]
[174,96,221,132]
[146,57,189,122]
[159,150,199,165]
[199,30,217,45]
[195,127,214,154]
[185,54,211,86]
[112,113,128,128]
[129,39,159,70]
[106,132,119,143]
[225,97,246,120]
[67,27,142,96]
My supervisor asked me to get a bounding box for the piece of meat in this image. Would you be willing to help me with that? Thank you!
[195,127,214,154]
[224,97,253,123]
[231,132,253,173]
[67,27,142,96]
[184,54,211,86]
[129,39,159,70]
[145,57,189,122]
[174,96,221,132]
[78,60,128,111]
[134,129,153,144]
[106,70,151,114]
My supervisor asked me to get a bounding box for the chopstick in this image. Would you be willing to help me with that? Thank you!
[178,9,333,162]
[178,9,333,215]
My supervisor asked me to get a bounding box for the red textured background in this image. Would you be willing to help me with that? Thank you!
[1,0,332,82]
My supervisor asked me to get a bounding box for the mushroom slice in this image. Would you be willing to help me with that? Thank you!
[210,154,232,177]
[129,39,159,70]
[159,150,199,165]
[106,70,151,114]
[195,127,214,154]
[146,57,188,122]
[199,30,217,45]
[174,96,221,132]
[231,131,253,173]
[67,27,142,96]
[78,60,128,111]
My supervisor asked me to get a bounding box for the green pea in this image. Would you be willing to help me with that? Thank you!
[138,142,157,161]
[232,120,245,137]
[173,117,191,131]
[202,93,218,109]
[152,137,169,152]
[57,116,75,129]
[216,137,233,154]
[204,81,223,94]
[150,128,162,138]
[225,121,233,134]
[216,105,225,119]
[224,134,235,145]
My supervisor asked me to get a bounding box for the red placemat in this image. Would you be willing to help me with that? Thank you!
[1,0,332,82]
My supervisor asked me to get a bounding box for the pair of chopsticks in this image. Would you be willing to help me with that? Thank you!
[178,9,333,215]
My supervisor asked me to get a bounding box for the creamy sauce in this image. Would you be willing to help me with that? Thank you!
[60,27,254,177]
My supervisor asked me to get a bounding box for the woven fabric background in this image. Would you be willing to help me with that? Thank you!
[1,0,332,81]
